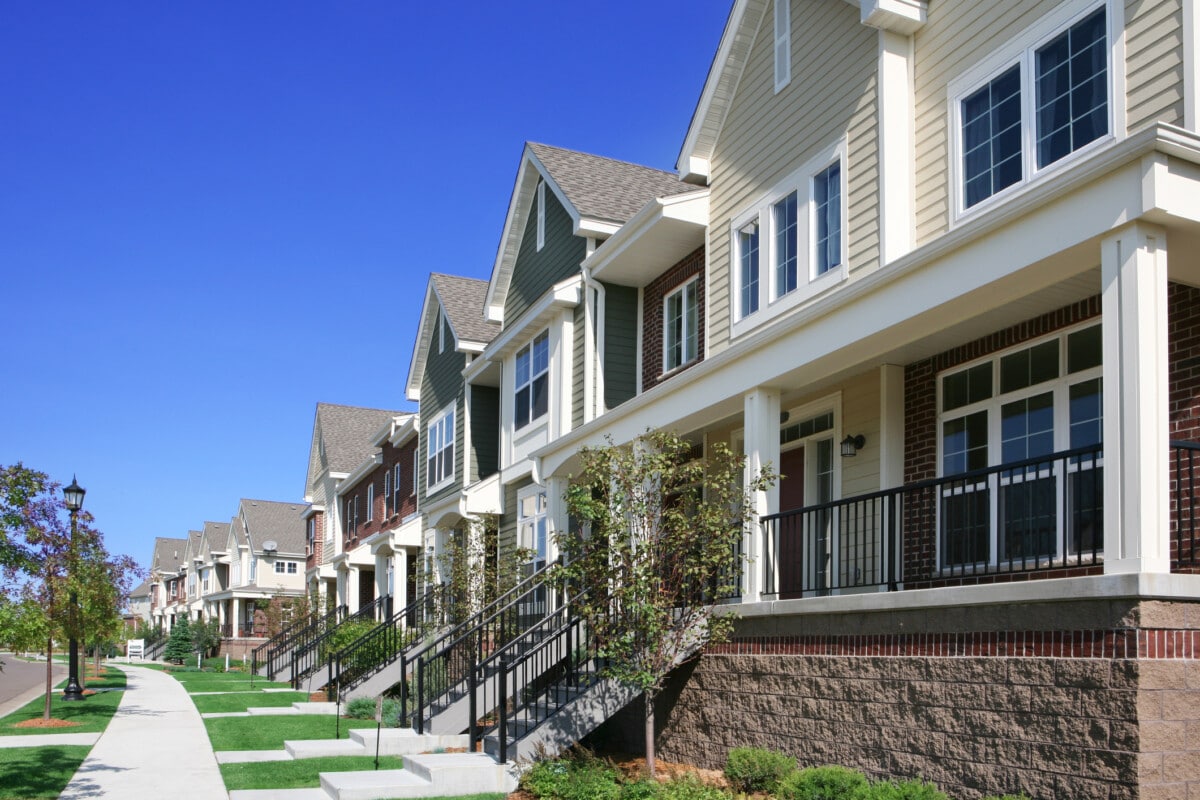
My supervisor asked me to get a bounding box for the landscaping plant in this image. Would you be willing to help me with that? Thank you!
[724,746,797,794]
[776,766,869,800]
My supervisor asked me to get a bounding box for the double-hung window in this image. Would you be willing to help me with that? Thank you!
[515,330,549,429]
[663,278,699,372]
[956,3,1112,212]
[392,464,403,513]
[366,482,375,522]
[518,486,549,569]
[427,405,455,491]
[732,142,845,329]
[937,324,1103,570]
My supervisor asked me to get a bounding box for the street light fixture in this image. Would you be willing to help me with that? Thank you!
[61,476,86,702]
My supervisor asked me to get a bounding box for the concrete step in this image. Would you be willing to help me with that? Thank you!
[319,768,432,800]
[285,738,367,759]
[320,753,516,800]
[215,750,292,764]
[348,728,469,755]
[294,702,339,715]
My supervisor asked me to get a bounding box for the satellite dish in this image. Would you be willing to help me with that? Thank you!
[262,540,278,552]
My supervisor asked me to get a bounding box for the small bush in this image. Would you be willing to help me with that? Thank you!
[656,774,731,800]
[345,697,376,720]
[777,766,869,800]
[725,746,797,793]
[865,780,948,800]
[620,780,659,800]
[521,758,621,800]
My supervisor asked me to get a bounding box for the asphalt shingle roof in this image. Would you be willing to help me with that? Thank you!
[314,403,399,474]
[150,536,188,574]
[528,142,693,225]
[239,498,306,555]
[431,273,500,345]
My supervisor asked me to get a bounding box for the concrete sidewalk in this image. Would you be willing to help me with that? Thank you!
[59,663,228,799]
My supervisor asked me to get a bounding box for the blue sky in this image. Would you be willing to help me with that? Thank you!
[0,2,730,570]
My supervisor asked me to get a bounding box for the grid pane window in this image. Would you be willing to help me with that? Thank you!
[962,65,1023,208]
[515,331,549,429]
[427,408,454,489]
[518,490,548,567]
[1036,8,1108,168]
[943,411,989,475]
[773,192,798,296]
[1000,392,1056,463]
[664,279,698,372]
[738,226,760,318]
[813,163,841,275]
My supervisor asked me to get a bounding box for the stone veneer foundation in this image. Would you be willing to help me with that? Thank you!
[589,598,1200,800]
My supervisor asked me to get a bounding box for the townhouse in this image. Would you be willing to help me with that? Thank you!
[523,1,1200,797]
[148,535,188,631]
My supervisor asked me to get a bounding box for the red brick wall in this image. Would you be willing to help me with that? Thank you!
[342,437,419,546]
[642,246,705,392]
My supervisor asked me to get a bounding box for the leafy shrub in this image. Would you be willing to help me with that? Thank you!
[656,774,732,800]
[777,766,869,800]
[865,780,947,800]
[725,746,797,793]
[620,780,659,800]
[521,758,621,800]
[346,696,376,719]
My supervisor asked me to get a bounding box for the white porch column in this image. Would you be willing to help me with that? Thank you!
[879,364,906,489]
[547,476,570,563]
[231,598,241,638]
[1101,222,1170,574]
[216,602,226,631]
[396,548,409,616]
[744,387,781,602]
[347,567,361,614]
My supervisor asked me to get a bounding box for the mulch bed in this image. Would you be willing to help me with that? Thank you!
[13,718,81,729]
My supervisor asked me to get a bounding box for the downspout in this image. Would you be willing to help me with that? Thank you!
[580,266,606,422]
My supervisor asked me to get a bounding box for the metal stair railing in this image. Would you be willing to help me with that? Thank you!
[408,559,560,734]
[289,594,390,689]
[143,637,168,661]
[471,583,594,760]
[252,602,347,680]
[327,588,443,698]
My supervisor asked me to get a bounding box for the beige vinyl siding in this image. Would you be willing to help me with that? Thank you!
[914,0,1184,244]
[572,302,585,428]
[708,0,877,358]
[1125,0,1183,131]
[840,370,881,498]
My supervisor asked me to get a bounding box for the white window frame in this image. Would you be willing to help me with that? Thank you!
[935,322,1104,571]
[383,470,391,514]
[948,0,1124,221]
[517,484,549,567]
[274,560,287,575]
[366,482,375,522]
[730,140,847,338]
[514,329,550,431]
[773,0,791,93]
[536,180,546,251]
[393,463,403,512]
[663,277,699,374]
[426,403,456,494]
[412,450,418,495]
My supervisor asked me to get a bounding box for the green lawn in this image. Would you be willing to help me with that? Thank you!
[173,671,291,693]
[191,690,309,713]
[204,714,379,751]
[0,669,127,735]
[220,754,410,789]
[0,745,92,799]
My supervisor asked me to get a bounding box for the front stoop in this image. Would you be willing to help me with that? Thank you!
[321,753,518,800]
[218,729,471,764]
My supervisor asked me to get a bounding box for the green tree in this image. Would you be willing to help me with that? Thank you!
[0,464,49,573]
[163,616,194,664]
[555,430,775,777]
[191,618,221,658]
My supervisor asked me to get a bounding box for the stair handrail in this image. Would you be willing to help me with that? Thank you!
[289,594,390,687]
[253,602,347,679]
[409,559,562,733]
[327,587,444,699]
[474,582,594,758]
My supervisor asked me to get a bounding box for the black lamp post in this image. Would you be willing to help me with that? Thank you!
[61,476,86,702]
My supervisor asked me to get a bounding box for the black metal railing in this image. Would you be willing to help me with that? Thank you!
[252,602,347,680]
[290,594,390,688]
[405,560,559,732]
[1173,441,1200,565]
[143,637,167,661]
[474,585,597,760]
[327,589,443,697]
[762,445,1104,596]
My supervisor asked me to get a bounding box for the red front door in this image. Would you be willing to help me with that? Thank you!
[778,447,805,598]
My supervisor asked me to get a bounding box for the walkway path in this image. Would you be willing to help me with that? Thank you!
[58,663,227,800]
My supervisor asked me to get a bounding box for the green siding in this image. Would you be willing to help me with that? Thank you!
[420,309,466,505]
[498,480,523,568]
[504,185,587,325]
[572,301,586,429]
[603,283,638,409]
[470,385,500,482]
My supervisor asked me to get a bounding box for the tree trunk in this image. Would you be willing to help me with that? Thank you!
[644,690,657,779]
[43,638,52,720]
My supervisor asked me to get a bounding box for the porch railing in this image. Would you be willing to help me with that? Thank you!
[761,445,1104,596]
[289,594,390,688]
[1174,441,1200,566]
[252,602,347,681]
